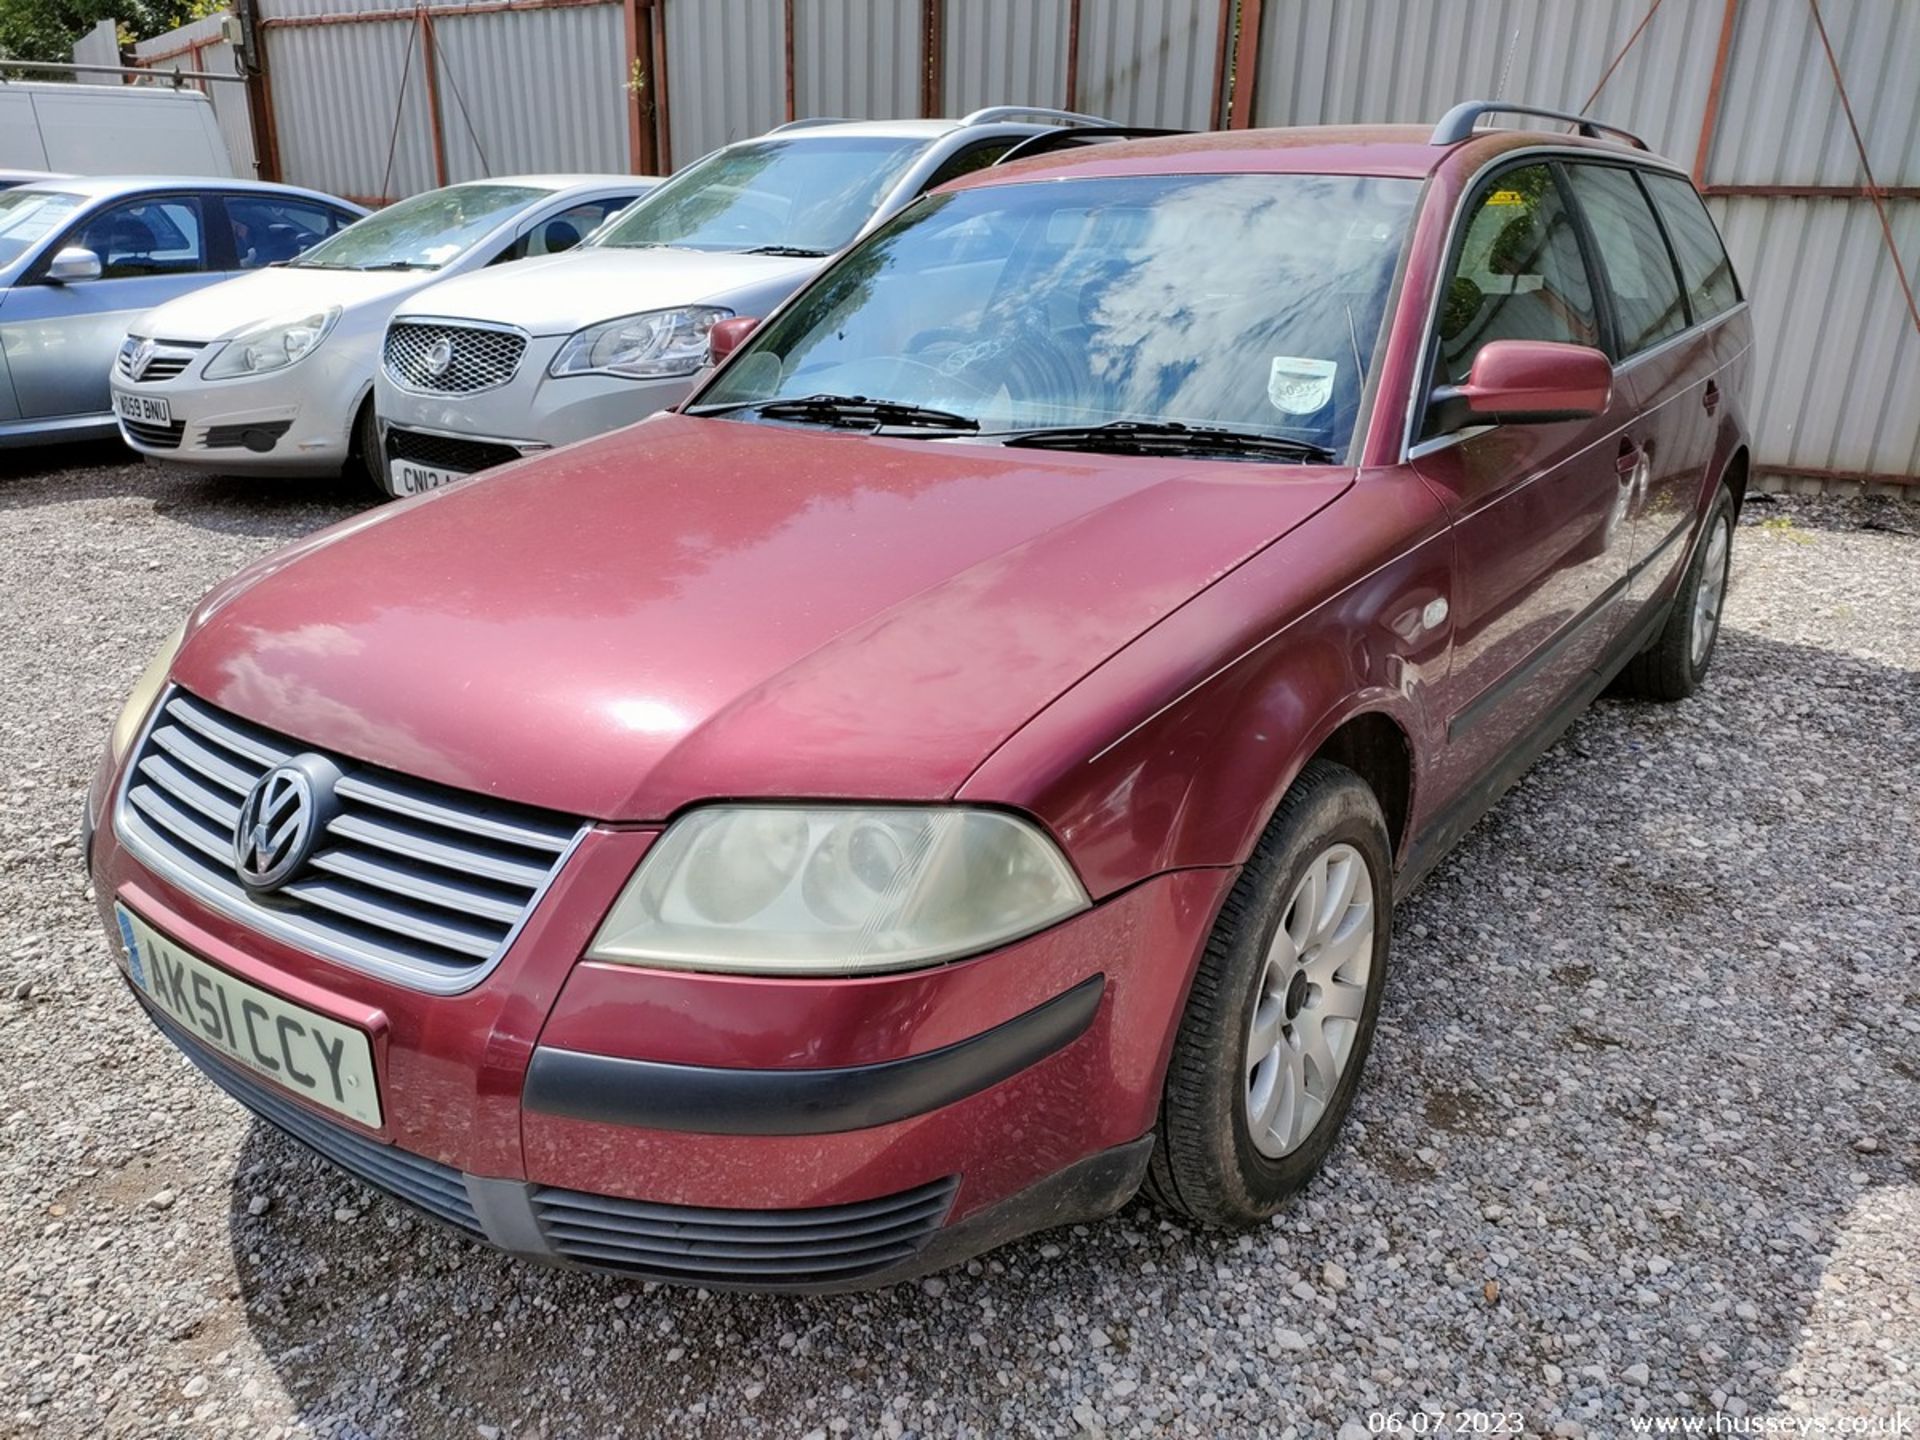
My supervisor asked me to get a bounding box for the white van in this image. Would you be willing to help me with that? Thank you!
[0,81,236,178]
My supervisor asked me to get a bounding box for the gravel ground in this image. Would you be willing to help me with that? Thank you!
[2,451,1915,1439]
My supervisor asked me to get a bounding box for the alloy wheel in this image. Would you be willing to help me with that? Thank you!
[1691,515,1731,668]
[1244,842,1374,1159]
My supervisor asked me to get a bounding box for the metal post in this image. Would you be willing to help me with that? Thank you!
[1692,0,1741,186]
[417,5,449,187]
[651,0,672,171]
[921,0,944,118]
[1210,0,1235,129]
[1227,0,1263,128]
[783,0,796,123]
[1064,0,1082,114]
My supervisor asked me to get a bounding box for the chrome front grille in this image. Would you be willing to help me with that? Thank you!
[116,337,204,382]
[116,689,582,991]
[384,321,527,394]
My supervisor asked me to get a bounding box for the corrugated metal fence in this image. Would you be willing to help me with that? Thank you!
[132,14,258,177]
[121,0,1916,487]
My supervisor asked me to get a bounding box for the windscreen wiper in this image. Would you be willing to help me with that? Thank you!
[995,420,1336,463]
[355,260,436,271]
[689,393,981,432]
[743,244,829,257]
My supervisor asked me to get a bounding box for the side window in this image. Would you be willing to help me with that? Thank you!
[1435,164,1599,390]
[73,198,207,279]
[226,196,351,269]
[1564,164,1688,355]
[919,139,1018,193]
[1642,171,1740,321]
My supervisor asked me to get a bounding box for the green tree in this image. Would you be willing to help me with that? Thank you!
[0,0,215,68]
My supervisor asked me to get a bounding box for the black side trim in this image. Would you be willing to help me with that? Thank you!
[524,973,1107,1137]
[1448,515,1692,743]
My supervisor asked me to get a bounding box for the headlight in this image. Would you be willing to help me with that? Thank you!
[587,806,1089,975]
[203,307,340,379]
[108,621,185,764]
[548,306,731,380]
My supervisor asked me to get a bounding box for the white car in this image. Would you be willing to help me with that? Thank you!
[373,109,1112,497]
[111,175,658,485]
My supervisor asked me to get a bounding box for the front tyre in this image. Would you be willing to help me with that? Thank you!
[1146,759,1392,1227]
[1614,483,1735,701]
[351,399,393,502]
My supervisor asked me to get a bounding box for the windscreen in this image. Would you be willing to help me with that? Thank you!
[594,137,928,256]
[0,189,85,270]
[696,172,1419,457]
[292,183,545,271]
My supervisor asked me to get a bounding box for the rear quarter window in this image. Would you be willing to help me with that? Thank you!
[1641,171,1740,322]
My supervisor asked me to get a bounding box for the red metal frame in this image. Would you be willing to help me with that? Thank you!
[1210,0,1235,129]
[1759,465,1918,490]
[1692,0,1740,186]
[1803,0,1920,335]
[1702,183,1920,199]
[1226,0,1262,128]
[920,0,944,119]
[1063,0,1082,114]
[258,0,605,29]
[650,0,671,171]
[417,6,449,188]
[1580,0,1667,112]
[783,0,796,123]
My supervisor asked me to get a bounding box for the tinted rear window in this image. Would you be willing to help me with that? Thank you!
[1565,164,1688,356]
[1642,171,1740,323]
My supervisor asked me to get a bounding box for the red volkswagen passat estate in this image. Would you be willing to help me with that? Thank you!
[88,103,1751,1289]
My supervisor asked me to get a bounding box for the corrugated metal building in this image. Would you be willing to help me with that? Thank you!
[119,0,1917,489]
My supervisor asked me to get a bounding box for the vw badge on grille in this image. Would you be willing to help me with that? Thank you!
[233,755,340,892]
[424,336,455,378]
[130,338,156,381]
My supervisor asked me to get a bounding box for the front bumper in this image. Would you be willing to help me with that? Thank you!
[110,368,356,476]
[374,331,696,465]
[91,780,1231,1288]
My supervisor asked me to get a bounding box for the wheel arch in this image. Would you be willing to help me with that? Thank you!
[1721,443,1750,517]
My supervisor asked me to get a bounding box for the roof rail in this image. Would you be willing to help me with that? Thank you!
[958,106,1115,130]
[1430,100,1649,150]
[767,116,858,134]
[996,126,1188,165]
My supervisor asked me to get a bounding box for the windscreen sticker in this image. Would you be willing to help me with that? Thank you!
[1268,357,1337,415]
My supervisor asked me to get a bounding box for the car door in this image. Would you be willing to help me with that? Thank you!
[3,193,220,419]
[1410,160,1639,795]
[1562,162,1714,616]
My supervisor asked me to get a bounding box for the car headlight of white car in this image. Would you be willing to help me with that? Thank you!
[586,806,1090,976]
[548,306,732,380]
[203,307,341,380]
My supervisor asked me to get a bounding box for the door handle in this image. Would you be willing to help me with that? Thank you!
[1702,380,1721,415]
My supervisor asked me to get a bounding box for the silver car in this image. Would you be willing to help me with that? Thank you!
[0,177,362,448]
[373,109,1113,496]
[110,176,656,485]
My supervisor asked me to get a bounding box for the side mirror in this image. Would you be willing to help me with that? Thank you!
[708,315,760,364]
[46,246,103,284]
[1431,339,1612,429]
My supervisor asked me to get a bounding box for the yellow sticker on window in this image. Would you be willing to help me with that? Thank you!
[1487,189,1528,207]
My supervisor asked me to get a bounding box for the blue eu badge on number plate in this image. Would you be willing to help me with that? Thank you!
[114,907,146,988]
